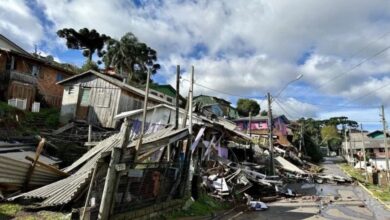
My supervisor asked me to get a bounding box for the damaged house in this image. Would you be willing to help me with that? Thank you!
[0,34,76,110]
[57,70,171,128]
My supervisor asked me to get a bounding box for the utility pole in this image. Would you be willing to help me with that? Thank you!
[189,66,194,136]
[267,92,274,175]
[381,105,389,182]
[349,129,353,166]
[175,65,180,129]
[361,123,368,182]
[247,112,252,162]
[299,121,305,157]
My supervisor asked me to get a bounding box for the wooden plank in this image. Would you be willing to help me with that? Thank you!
[23,138,45,191]
[25,156,69,177]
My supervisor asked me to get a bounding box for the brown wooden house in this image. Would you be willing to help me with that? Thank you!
[0,34,76,110]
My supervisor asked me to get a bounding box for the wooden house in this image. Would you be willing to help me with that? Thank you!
[0,34,76,109]
[193,95,239,119]
[234,115,292,146]
[57,70,171,128]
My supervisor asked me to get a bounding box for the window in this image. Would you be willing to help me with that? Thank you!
[32,65,39,77]
[96,91,111,108]
[379,148,385,152]
[166,97,173,103]
[151,91,158,96]
[80,88,91,106]
[68,86,75,95]
[5,56,16,70]
[56,73,64,82]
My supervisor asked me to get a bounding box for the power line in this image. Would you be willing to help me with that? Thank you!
[273,99,296,119]
[344,81,390,105]
[317,44,390,89]
[181,77,265,99]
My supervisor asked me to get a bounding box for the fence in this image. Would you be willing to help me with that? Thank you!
[113,162,183,213]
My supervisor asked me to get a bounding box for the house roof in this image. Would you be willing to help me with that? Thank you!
[193,95,231,105]
[0,34,76,75]
[0,34,30,55]
[234,115,290,124]
[57,70,171,104]
[367,130,390,138]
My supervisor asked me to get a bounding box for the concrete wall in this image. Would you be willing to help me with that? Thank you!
[112,199,184,220]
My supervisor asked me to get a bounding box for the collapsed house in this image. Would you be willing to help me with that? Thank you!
[6,103,353,219]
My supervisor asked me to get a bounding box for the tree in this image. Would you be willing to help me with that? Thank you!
[103,32,160,84]
[236,99,260,117]
[321,125,342,154]
[260,110,268,116]
[79,60,99,73]
[57,28,111,62]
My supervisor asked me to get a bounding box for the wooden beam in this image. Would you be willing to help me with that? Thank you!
[23,138,45,191]
[25,156,69,177]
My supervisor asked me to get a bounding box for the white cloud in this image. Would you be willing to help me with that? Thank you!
[0,0,44,51]
[4,0,390,122]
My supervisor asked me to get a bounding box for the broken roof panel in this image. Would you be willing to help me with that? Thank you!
[275,156,306,174]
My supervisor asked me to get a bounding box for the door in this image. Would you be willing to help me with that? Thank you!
[76,87,90,121]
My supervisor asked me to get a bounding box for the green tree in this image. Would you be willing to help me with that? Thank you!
[321,125,342,154]
[103,32,160,84]
[57,28,111,62]
[260,110,267,116]
[236,99,260,117]
[293,118,323,162]
[79,60,99,73]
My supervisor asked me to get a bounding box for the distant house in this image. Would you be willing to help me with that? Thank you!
[193,95,239,119]
[148,84,185,107]
[0,34,76,109]
[348,130,390,160]
[234,115,291,146]
[57,70,170,128]
[366,130,390,139]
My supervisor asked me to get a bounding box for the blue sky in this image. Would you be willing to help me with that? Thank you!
[1,0,390,131]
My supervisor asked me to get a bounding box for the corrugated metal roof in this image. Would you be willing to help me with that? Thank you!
[1,151,59,165]
[13,133,122,206]
[13,125,191,206]
[0,156,64,190]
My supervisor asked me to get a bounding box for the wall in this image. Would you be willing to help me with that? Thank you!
[2,53,72,108]
[112,199,184,220]
[59,85,80,124]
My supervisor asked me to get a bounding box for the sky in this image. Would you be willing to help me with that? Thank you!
[1,0,390,131]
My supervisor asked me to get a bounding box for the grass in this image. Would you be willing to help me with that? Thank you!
[0,203,69,220]
[0,101,60,137]
[340,164,390,202]
[0,203,22,217]
[164,194,231,219]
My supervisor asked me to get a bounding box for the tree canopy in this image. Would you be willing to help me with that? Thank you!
[57,28,111,62]
[103,32,160,84]
[236,99,260,117]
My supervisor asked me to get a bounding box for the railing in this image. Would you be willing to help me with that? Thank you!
[9,71,38,85]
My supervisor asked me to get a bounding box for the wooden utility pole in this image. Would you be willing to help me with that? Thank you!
[360,123,368,182]
[381,105,389,182]
[98,120,130,220]
[136,68,151,152]
[175,65,180,129]
[349,129,353,166]
[248,111,252,162]
[23,138,45,191]
[267,92,274,175]
[189,66,194,135]
[299,121,305,157]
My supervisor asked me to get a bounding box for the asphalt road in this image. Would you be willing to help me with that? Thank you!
[229,156,390,220]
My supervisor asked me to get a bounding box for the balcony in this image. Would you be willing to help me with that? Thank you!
[8,70,38,85]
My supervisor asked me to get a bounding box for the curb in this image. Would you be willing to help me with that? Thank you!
[338,164,390,211]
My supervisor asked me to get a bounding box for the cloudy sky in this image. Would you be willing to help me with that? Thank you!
[2,0,390,130]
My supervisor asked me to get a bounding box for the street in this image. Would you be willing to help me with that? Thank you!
[229,157,390,220]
